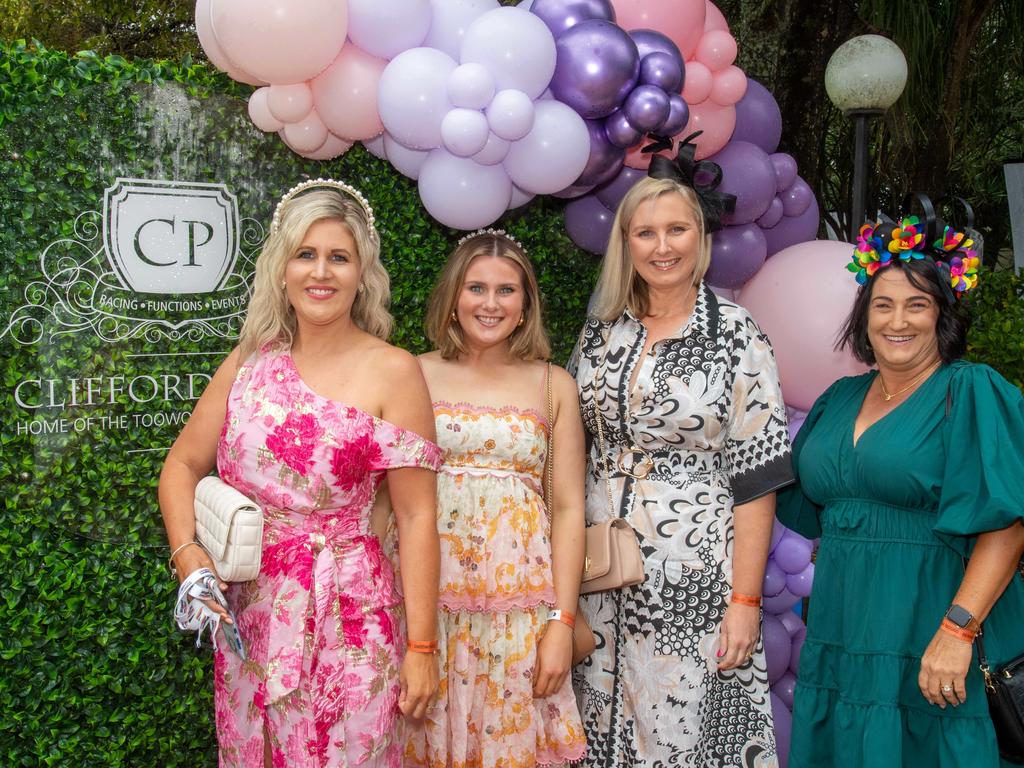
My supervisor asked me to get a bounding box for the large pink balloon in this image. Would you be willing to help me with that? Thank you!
[737,239,872,411]
[312,45,387,141]
[209,0,347,84]
[611,0,706,59]
[703,0,730,32]
[682,101,736,160]
[195,0,266,85]
[248,88,283,132]
[280,110,329,153]
[299,133,353,160]
[693,29,737,71]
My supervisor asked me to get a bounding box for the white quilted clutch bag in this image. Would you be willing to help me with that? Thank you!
[194,476,263,582]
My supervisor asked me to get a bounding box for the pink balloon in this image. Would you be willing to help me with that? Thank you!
[709,65,747,106]
[703,0,730,32]
[680,101,735,160]
[611,0,706,58]
[195,0,266,85]
[299,133,353,160]
[737,239,872,411]
[693,29,737,71]
[248,88,283,132]
[312,45,387,141]
[280,110,329,153]
[209,0,347,84]
[681,60,713,104]
[267,83,313,123]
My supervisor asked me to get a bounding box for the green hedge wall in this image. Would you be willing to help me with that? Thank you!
[0,43,597,766]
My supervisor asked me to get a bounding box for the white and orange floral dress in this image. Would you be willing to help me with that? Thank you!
[213,345,441,767]
[404,401,586,768]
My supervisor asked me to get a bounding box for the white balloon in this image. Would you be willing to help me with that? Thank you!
[447,63,496,110]
[347,0,432,60]
[248,87,284,132]
[379,47,458,150]
[384,132,431,179]
[418,149,513,229]
[441,108,491,157]
[281,110,329,153]
[362,133,388,159]
[460,7,556,99]
[504,100,590,195]
[267,83,314,123]
[472,132,511,165]
[486,89,535,141]
[424,0,501,59]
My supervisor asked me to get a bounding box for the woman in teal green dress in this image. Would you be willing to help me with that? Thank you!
[778,211,1024,768]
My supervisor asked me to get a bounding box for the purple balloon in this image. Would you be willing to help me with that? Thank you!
[769,519,786,553]
[552,182,596,199]
[565,194,615,253]
[763,586,801,614]
[629,28,683,67]
[771,692,792,768]
[786,562,815,597]
[603,108,642,148]
[762,196,820,256]
[711,140,777,225]
[782,177,813,218]
[774,533,812,574]
[576,119,626,187]
[787,413,806,442]
[594,164,644,208]
[551,20,639,119]
[731,78,783,154]
[639,52,683,93]
[790,629,805,674]
[660,94,689,136]
[756,196,784,229]
[762,613,791,685]
[762,559,787,597]
[770,152,799,191]
[774,670,797,710]
[529,0,615,38]
[622,84,670,132]
[706,223,767,289]
[777,608,806,639]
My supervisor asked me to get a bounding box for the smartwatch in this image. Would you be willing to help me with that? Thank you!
[944,604,982,635]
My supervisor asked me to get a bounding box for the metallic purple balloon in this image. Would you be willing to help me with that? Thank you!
[575,118,626,187]
[639,52,683,93]
[550,19,639,120]
[529,0,615,38]
[565,194,615,253]
[629,28,683,65]
[595,164,644,208]
[603,108,642,148]
[623,85,670,132]
[659,94,689,135]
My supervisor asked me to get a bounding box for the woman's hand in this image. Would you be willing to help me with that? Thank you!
[717,603,760,671]
[919,628,974,708]
[173,543,232,623]
[399,650,439,720]
[533,621,573,698]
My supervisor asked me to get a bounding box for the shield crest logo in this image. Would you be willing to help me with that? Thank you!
[103,178,239,295]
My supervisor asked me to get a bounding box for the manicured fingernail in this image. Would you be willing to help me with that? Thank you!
[716,650,724,658]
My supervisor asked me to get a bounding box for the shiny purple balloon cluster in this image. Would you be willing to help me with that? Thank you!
[529,0,689,193]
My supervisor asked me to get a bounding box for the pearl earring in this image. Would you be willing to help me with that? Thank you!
[280,280,286,290]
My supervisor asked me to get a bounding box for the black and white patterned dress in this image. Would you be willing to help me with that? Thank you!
[569,284,793,768]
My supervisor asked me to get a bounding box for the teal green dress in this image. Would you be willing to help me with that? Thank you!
[778,361,1024,768]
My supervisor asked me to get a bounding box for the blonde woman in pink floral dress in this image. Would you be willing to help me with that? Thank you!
[159,183,442,767]
[404,231,587,768]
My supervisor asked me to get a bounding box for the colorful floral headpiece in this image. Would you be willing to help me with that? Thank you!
[846,196,980,298]
[271,178,378,241]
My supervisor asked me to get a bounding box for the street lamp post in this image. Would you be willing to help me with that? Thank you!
[825,35,908,240]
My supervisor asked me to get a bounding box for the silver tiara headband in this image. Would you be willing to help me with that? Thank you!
[456,227,526,253]
[270,178,378,241]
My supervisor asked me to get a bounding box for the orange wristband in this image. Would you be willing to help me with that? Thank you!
[731,592,762,608]
[547,609,576,629]
[940,619,976,644]
[407,640,439,654]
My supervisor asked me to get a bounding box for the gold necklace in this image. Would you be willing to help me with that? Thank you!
[878,361,941,402]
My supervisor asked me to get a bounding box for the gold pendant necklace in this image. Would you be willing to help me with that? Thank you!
[879,361,941,402]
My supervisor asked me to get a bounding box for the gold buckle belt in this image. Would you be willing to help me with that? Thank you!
[616,446,654,479]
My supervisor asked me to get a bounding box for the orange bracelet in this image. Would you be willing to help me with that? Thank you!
[547,609,576,630]
[940,619,977,644]
[731,592,762,608]
[407,640,439,654]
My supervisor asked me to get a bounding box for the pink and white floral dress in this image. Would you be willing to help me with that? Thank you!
[213,345,441,768]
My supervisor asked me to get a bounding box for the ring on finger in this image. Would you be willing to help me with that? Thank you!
[941,684,954,693]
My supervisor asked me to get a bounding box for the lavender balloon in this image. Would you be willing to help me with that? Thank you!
[660,93,690,136]
[757,196,785,229]
[576,118,626,187]
[762,613,791,685]
[782,177,814,218]
[550,19,639,119]
[595,164,644,208]
[769,518,786,553]
[706,223,767,289]
[762,558,787,597]
[762,585,801,614]
[731,77,783,154]
[777,609,806,639]
[529,0,615,37]
[711,140,777,225]
[565,195,615,253]
[639,52,683,93]
[771,692,793,768]
[775,671,797,709]
[774,533,812,574]
[786,561,815,597]
[770,152,799,191]
[762,196,820,257]
[622,84,670,132]
[603,108,642,148]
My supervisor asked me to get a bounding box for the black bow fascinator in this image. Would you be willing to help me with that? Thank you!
[642,131,736,233]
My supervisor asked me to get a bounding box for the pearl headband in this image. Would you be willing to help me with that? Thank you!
[456,227,526,254]
[270,178,378,241]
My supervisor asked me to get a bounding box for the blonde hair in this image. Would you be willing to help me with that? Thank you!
[238,187,392,360]
[590,177,711,321]
[425,233,551,361]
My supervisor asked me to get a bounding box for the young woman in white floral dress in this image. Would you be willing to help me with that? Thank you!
[404,230,588,768]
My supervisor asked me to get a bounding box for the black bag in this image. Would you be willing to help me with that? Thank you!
[977,633,1024,765]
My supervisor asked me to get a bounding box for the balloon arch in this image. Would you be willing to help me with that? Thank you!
[197,0,870,760]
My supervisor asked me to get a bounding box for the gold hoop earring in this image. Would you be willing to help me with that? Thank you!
[517,314,524,327]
